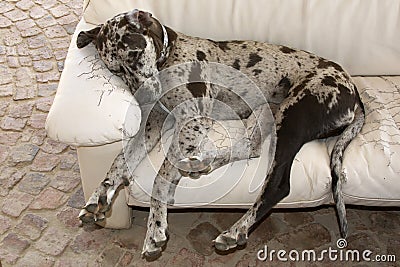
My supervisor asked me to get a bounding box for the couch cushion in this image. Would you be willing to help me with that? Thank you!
[125,76,400,208]
[83,0,400,76]
[340,76,400,205]
[46,20,141,146]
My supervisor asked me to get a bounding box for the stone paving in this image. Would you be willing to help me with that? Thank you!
[0,0,399,266]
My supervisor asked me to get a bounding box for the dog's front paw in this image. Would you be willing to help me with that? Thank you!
[78,179,117,224]
[213,230,248,251]
[78,208,105,223]
[177,156,212,179]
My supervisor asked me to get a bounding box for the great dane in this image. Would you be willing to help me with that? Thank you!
[76,9,364,258]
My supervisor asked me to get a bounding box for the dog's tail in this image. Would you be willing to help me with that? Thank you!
[330,100,365,238]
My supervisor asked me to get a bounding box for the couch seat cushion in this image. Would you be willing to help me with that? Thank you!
[126,76,400,208]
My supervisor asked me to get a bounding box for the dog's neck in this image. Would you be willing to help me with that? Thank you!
[123,24,177,95]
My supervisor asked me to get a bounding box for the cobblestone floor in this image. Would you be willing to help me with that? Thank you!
[0,0,399,266]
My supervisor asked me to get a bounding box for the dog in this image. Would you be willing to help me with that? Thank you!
[76,9,365,258]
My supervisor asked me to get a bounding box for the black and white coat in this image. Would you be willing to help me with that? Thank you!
[76,9,364,258]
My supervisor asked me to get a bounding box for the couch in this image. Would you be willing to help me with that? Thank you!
[46,0,400,229]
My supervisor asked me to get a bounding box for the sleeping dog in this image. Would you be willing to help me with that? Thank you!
[76,9,364,257]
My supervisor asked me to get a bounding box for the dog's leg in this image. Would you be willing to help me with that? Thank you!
[79,103,172,223]
[213,124,300,251]
[214,84,363,251]
[177,103,272,178]
[142,114,215,258]
[78,153,131,223]
[142,159,180,258]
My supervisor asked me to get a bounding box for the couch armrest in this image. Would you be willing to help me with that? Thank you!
[46,19,141,147]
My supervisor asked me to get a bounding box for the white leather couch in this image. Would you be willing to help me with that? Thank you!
[46,0,400,229]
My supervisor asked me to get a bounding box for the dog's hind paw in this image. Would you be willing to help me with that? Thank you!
[142,230,168,259]
[142,244,162,259]
[213,230,248,251]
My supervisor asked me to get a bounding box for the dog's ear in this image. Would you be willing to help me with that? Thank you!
[137,10,153,28]
[76,26,101,48]
[127,9,153,29]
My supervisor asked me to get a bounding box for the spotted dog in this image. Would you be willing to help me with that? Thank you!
[76,9,365,257]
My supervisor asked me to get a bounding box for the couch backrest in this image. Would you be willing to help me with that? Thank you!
[82,0,400,76]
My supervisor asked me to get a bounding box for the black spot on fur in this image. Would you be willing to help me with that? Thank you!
[317,59,344,72]
[253,69,262,76]
[196,50,207,61]
[186,145,196,153]
[246,53,262,68]
[122,33,147,50]
[321,76,337,87]
[232,59,241,70]
[187,83,207,98]
[280,46,296,54]
[278,76,292,90]
[216,41,230,52]
[117,41,125,50]
[118,18,128,28]
[305,72,316,79]
[291,79,310,97]
[187,62,207,97]
[156,220,161,227]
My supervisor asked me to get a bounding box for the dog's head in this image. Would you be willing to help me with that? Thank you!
[77,9,172,90]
